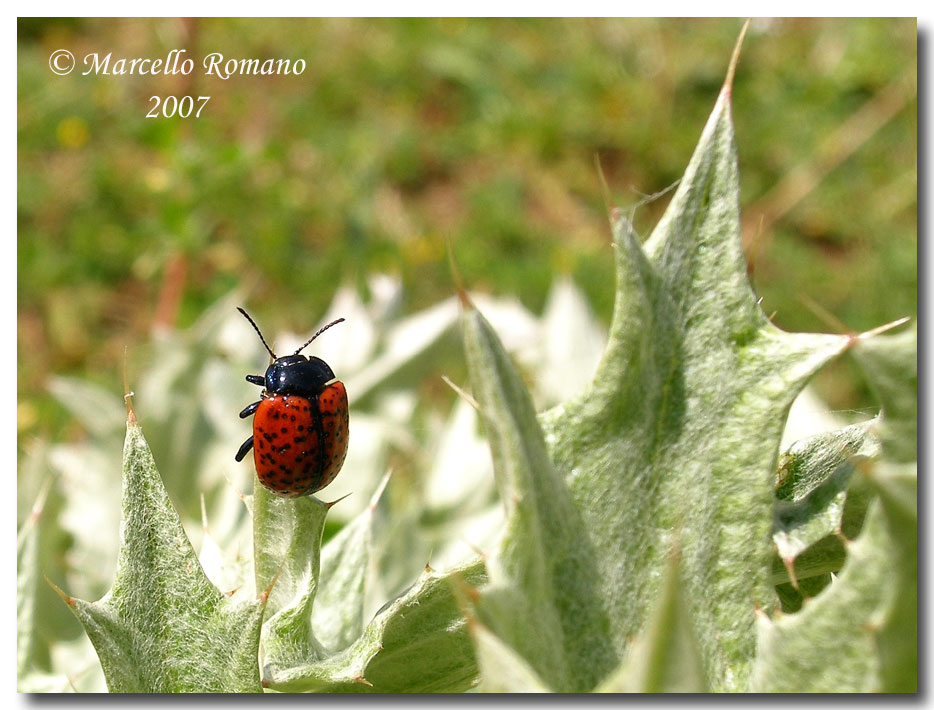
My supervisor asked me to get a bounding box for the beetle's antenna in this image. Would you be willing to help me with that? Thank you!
[237,307,277,359]
[294,318,345,356]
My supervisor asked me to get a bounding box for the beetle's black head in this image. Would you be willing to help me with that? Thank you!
[264,355,335,397]
[238,308,345,397]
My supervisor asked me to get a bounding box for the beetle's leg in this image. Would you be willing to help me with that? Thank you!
[239,401,261,419]
[246,374,264,386]
[235,436,254,462]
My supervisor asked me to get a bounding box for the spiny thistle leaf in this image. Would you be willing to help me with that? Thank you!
[772,421,879,577]
[255,458,485,693]
[53,418,267,692]
[854,324,917,692]
[461,301,614,692]
[312,473,390,652]
[372,48,859,692]
[752,497,886,691]
[752,326,916,692]
[265,559,485,692]
[751,484,906,692]
[253,484,331,676]
[256,473,390,679]
[355,560,485,692]
[534,71,848,692]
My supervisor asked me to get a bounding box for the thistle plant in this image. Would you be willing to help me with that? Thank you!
[18,35,916,693]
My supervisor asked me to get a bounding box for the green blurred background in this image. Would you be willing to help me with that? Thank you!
[18,18,917,450]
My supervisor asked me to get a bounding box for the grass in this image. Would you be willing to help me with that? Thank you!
[17,18,916,445]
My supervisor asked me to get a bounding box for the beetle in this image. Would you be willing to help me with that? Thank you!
[235,307,349,498]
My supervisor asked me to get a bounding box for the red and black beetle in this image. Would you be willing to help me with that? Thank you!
[235,307,349,498]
